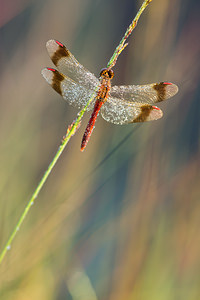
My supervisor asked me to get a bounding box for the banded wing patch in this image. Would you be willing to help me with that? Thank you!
[110,82,178,104]
[41,68,95,111]
[101,96,163,125]
[46,39,99,91]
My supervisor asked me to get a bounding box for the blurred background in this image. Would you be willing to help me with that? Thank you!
[0,0,200,299]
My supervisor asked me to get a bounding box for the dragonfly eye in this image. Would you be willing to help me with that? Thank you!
[108,69,114,79]
[100,68,114,79]
[100,68,107,77]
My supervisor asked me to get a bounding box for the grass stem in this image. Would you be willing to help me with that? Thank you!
[0,0,152,264]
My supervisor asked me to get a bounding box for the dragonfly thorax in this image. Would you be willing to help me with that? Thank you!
[100,68,114,79]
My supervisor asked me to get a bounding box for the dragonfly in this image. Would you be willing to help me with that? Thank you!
[41,40,178,151]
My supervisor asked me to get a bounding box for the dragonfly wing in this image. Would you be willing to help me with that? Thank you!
[41,68,96,111]
[101,96,163,125]
[46,39,99,91]
[110,82,178,104]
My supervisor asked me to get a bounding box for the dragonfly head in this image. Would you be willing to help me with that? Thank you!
[100,68,114,79]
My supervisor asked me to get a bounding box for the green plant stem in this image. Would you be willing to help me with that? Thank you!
[0,0,152,265]
[0,91,97,264]
[107,0,152,69]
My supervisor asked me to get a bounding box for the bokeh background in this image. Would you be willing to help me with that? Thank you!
[0,0,200,299]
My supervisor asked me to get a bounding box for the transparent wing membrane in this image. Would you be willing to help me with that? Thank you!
[41,68,95,111]
[101,96,163,124]
[46,39,99,91]
[110,82,178,104]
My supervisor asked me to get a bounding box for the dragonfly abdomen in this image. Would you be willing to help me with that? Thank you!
[81,70,112,151]
[81,100,104,151]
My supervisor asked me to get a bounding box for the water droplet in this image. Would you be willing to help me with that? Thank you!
[7,245,11,250]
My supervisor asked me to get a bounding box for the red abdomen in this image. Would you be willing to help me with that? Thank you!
[81,100,103,151]
[81,72,111,151]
